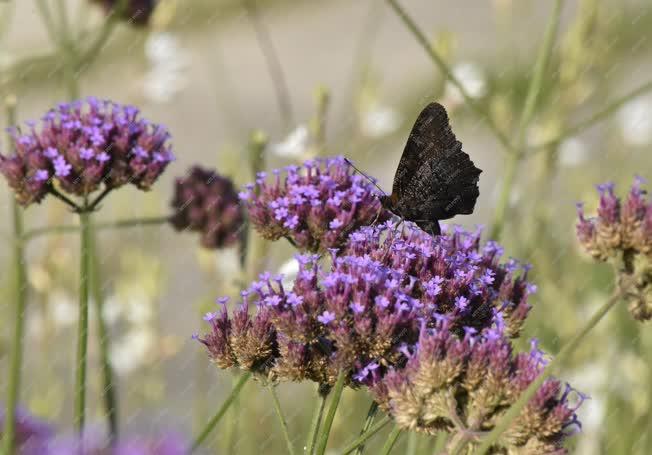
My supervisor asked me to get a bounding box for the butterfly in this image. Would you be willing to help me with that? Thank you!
[376,102,482,236]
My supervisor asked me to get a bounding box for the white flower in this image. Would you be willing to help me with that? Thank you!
[444,62,487,105]
[360,104,402,138]
[271,125,310,158]
[142,32,189,103]
[49,290,77,328]
[558,138,588,167]
[618,96,652,146]
[278,257,300,289]
[110,329,155,376]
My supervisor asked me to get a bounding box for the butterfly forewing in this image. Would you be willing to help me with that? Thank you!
[389,102,482,227]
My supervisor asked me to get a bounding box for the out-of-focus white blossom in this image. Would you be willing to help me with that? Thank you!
[278,257,299,289]
[444,62,487,106]
[143,32,190,103]
[50,290,77,328]
[618,96,652,146]
[360,104,402,138]
[110,329,155,376]
[271,125,310,158]
[559,138,589,167]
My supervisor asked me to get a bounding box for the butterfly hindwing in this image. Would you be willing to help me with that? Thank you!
[391,102,481,223]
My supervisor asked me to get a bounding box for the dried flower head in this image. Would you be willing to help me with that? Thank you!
[370,326,584,454]
[170,166,244,249]
[91,0,157,26]
[239,156,390,252]
[0,98,173,208]
[197,223,537,387]
[577,177,652,320]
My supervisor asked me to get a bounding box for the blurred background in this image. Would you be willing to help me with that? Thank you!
[1,0,652,453]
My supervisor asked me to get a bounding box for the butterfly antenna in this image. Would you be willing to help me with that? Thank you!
[344,157,387,196]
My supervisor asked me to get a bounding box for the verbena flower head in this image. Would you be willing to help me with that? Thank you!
[0,405,53,454]
[170,166,244,249]
[577,177,652,320]
[197,223,537,386]
[370,327,584,454]
[239,156,390,252]
[0,98,173,207]
[91,0,157,26]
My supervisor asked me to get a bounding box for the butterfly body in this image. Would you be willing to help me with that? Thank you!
[382,102,482,236]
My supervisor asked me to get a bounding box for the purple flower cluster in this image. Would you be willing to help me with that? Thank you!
[577,177,652,320]
[0,405,53,454]
[576,178,652,260]
[91,0,157,26]
[239,156,390,252]
[169,166,244,249]
[197,223,537,385]
[370,325,584,454]
[0,98,174,206]
[1,406,189,454]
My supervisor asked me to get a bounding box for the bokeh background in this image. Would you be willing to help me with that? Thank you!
[1,0,652,453]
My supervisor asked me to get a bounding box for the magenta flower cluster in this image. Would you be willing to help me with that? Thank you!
[239,156,390,252]
[0,98,174,206]
[169,166,244,249]
[197,222,537,384]
[577,177,652,320]
[371,324,584,453]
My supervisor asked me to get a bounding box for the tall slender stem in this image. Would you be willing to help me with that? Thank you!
[191,371,252,452]
[405,432,418,455]
[488,0,564,241]
[269,385,296,455]
[341,416,391,454]
[379,425,401,455]
[74,210,92,434]
[23,215,170,241]
[305,387,328,455]
[354,401,379,455]
[243,0,293,132]
[476,288,623,454]
[88,219,118,442]
[385,0,513,152]
[315,372,347,455]
[2,97,25,455]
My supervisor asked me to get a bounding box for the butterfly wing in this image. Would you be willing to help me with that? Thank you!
[391,102,482,223]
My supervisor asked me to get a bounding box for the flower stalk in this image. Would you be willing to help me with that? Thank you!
[269,385,296,455]
[379,426,401,455]
[315,371,347,455]
[2,96,27,455]
[305,388,328,455]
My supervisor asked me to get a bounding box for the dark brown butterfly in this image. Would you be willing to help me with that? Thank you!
[379,102,482,236]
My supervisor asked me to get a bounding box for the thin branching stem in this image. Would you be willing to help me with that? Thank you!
[305,387,328,455]
[315,372,347,455]
[269,385,296,455]
[527,79,652,153]
[341,416,392,454]
[243,0,294,131]
[22,215,170,241]
[191,372,252,452]
[379,426,402,455]
[476,288,624,454]
[354,401,379,455]
[385,0,513,152]
[488,0,564,241]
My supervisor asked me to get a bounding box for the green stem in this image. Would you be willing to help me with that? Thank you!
[528,79,652,153]
[488,0,563,241]
[88,219,118,442]
[385,0,513,152]
[243,0,294,131]
[341,416,391,454]
[269,385,296,455]
[354,401,379,455]
[315,372,347,455]
[305,388,328,455]
[405,432,417,455]
[432,432,448,453]
[476,289,623,454]
[191,371,252,452]
[22,215,170,241]
[379,426,401,455]
[77,0,129,68]
[2,98,25,455]
[74,210,92,434]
